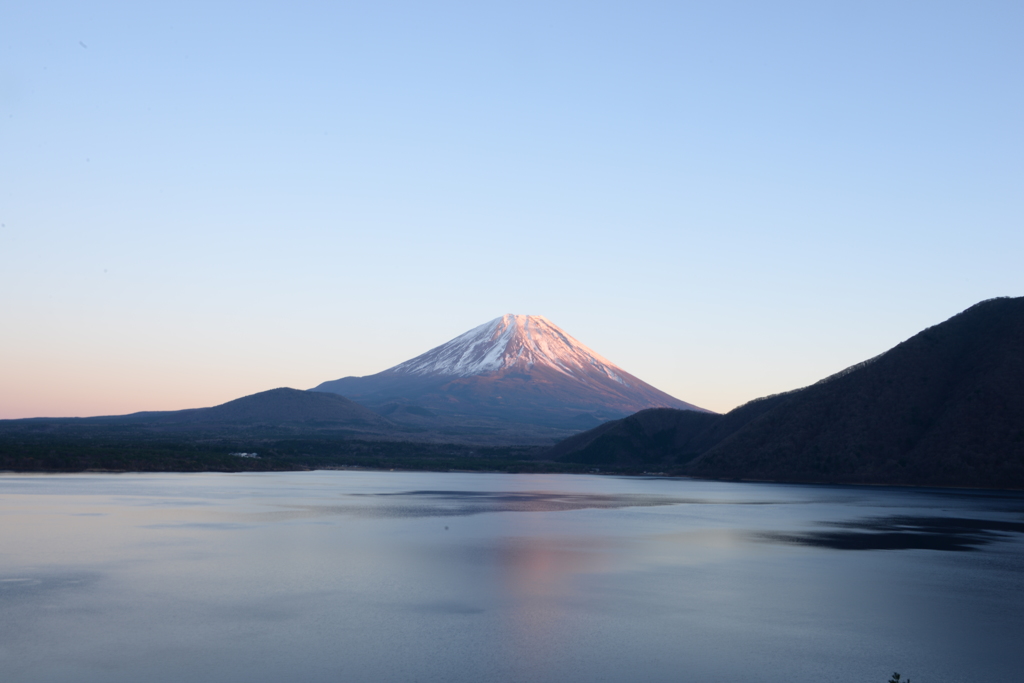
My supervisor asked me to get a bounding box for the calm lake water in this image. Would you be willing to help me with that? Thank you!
[1,472,1022,683]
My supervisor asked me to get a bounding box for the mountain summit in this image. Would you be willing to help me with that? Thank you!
[312,315,706,434]
[392,315,642,381]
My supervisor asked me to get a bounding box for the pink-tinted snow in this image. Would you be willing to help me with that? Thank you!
[390,315,630,384]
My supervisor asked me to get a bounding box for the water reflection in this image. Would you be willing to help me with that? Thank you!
[0,572,101,599]
[340,489,802,518]
[490,516,621,677]
[351,490,704,516]
[760,516,1024,551]
[2,472,1024,683]
[244,490,732,523]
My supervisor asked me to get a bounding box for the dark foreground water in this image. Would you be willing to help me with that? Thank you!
[1,472,1022,683]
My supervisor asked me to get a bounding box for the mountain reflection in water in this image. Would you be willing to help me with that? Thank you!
[760,516,1024,551]
[1,472,1023,683]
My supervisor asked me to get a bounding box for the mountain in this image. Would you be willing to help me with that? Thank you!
[550,297,1024,489]
[16,388,399,436]
[139,387,396,430]
[0,388,554,472]
[312,314,706,434]
[689,297,1024,488]
[547,396,786,470]
[545,408,722,468]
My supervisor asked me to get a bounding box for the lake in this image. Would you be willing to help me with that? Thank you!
[1,471,1022,683]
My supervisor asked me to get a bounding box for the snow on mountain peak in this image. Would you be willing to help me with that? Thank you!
[388,314,629,383]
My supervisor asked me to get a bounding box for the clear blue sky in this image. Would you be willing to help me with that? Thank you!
[2,1,1022,418]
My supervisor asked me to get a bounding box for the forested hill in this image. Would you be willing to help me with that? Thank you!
[551,297,1024,489]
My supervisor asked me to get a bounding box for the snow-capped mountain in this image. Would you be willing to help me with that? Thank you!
[392,315,636,383]
[312,315,708,433]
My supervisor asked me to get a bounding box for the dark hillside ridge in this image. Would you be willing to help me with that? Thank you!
[141,387,393,428]
[691,296,1024,488]
[547,394,788,471]
[80,387,395,430]
[551,297,1024,489]
[1,387,578,446]
[546,408,720,468]
[7,388,399,435]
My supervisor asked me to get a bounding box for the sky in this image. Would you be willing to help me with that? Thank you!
[1,1,1022,418]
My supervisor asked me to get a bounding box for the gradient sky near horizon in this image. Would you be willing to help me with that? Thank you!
[2,1,1022,419]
